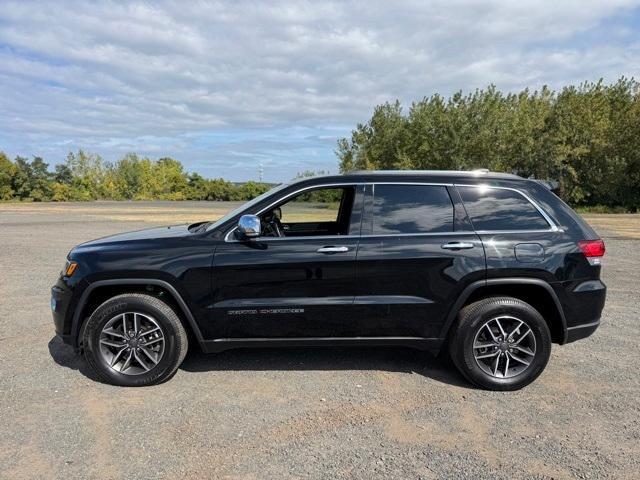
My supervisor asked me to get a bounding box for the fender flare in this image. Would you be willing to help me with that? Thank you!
[71,278,205,348]
[439,278,568,343]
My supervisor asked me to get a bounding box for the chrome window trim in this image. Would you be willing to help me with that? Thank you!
[359,229,554,239]
[223,180,560,242]
[367,182,452,187]
[227,234,361,243]
[473,229,557,235]
[360,231,476,238]
[455,183,561,233]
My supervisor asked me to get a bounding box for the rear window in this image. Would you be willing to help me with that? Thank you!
[458,186,550,231]
[372,185,453,234]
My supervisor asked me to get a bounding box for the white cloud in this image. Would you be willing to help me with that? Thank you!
[0,0,639,180]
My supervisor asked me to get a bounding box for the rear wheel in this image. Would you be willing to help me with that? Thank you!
[83,293,188,386]
[449,296,551,391]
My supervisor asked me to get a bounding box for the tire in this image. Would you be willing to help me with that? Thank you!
[449,296,551,391]
[83,293,188,387]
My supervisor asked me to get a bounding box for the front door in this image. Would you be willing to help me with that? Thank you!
[210,184,363,339]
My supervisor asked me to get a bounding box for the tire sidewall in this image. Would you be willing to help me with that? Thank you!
[459,300,551,390]
[84,296,180,387]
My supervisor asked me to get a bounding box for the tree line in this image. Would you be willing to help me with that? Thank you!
[2,77,639,209]
[0,150,272,202]
[337,78,640,211]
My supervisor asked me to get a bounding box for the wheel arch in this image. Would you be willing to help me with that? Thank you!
[71,279,205,350]
[441,278,568,344]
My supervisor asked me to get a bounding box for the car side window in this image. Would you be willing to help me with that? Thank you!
[372,184,454,234]
[457,186,550,231]
[261,186,356,237]
[279,187,344,223]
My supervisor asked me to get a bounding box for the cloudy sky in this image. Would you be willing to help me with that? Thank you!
[1,1,639,181]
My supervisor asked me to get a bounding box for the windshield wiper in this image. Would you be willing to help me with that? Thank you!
[189,221,212,233]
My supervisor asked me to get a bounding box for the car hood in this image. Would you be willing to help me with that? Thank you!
[76,224,193,248]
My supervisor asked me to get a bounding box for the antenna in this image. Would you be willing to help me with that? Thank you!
[258,163,264,182]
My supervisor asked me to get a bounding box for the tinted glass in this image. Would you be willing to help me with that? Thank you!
[372,185,453,234]
[458,186,550,231]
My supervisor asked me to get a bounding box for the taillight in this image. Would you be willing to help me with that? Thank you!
[578,239,605,266]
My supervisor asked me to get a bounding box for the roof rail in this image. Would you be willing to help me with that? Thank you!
[347,169,514,178]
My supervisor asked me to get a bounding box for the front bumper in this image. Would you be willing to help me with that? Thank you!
[51,279,74,345]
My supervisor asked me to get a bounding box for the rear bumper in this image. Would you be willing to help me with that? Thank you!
[560,279,606,344]
[565,319,600,343]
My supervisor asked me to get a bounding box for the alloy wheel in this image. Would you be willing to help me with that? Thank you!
[98,312,165,375]
[472,315,537,379]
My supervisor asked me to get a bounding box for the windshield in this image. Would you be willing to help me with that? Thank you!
[206,182,289,231]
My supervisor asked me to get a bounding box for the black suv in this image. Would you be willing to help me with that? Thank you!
[51,170,606,390]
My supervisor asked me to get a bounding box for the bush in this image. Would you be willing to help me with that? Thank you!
[51,183,72,201]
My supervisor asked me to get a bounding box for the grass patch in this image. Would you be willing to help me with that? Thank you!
[575,205,633,214]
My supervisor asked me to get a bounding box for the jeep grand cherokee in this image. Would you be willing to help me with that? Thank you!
[51,170,606,389]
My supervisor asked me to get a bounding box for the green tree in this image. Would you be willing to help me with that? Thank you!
[51,182,73,201]
[54,163,73,185]
[0,152,16,200]
[111,153,146,199]
[187,173,208,200]
[154,157,188,200]
[29,157,53,201]
[12,156,34,200]
[337,77,640,210]
[65,150,105,200]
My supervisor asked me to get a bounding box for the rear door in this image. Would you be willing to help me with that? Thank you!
[353,183,486,338]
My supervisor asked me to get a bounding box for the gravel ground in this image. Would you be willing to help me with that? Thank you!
[0,202,638,479]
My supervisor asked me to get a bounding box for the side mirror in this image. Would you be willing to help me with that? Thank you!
[237,214,261,239]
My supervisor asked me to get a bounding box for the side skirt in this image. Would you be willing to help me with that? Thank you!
[201,337,444,354]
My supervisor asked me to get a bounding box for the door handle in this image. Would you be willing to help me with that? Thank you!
[441,242,475,250]
[316,246,349,254]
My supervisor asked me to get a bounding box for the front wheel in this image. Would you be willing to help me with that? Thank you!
[83,293,188,386]
[449,296,551,391]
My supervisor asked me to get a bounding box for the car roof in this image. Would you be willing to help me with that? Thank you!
[292,169,523,185]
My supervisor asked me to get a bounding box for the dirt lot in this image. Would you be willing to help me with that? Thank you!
[0,202,639,479]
